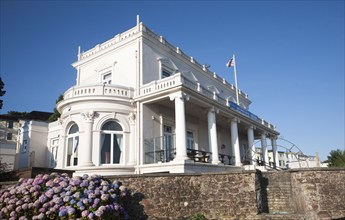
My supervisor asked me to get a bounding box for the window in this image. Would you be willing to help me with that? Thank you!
[66,124,79,166]
[50,139,59,168]
[100,121,123,164]
[6,133,12,140]
[7,121,13,129]
[158,58,177,79]
[163,125,174,162]
[102,72,112,84]
[187,131,194,149]
[22,140,28,152]
[162,68,172,79]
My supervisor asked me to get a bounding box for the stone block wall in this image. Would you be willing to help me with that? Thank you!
[291,168,345,219]
[1,168,344,219]
[113,171,258,220]
[261,171,294,213]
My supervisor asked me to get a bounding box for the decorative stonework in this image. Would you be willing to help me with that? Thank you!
[129,112,136,124]
[169,92,189,102]
[81,111,95,122]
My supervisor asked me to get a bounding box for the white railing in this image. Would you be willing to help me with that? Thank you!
[63,84,133,99]
[80,26,138,60]
[140,73,183,95]
[140,74,276,131]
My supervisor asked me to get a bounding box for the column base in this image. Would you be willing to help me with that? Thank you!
[173,156,193,163]
[235,162,243,167]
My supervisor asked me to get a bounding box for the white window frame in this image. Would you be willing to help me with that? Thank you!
[187,131,194,150]
[100,121,124,165]
[101,71,112,84]
[50,138,59,168]
[66,124,79,167]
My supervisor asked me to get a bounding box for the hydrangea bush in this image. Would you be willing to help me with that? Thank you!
[0,173,129,220]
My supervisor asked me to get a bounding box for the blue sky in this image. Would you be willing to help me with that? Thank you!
[1,1,344,161]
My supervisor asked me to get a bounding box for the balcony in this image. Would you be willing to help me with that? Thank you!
[139,73,276,131]
[63,84,133,100]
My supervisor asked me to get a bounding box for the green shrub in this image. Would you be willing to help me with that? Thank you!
[187,213,208,220]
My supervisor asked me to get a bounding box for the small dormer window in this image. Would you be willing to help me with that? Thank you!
[158,58,178,79]
[102,72,112,84]
[162,68,172,79]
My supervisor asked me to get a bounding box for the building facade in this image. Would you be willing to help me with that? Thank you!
[48,22,280,176]
[0,116,19,171]
[0,112,52,171]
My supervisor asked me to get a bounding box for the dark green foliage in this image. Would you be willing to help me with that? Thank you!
[187,213,208,220]
[0,77,5,109]
[48,94,64,122]
[326,149,345,167]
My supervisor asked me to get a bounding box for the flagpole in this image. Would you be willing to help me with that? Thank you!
[233,54,239,105]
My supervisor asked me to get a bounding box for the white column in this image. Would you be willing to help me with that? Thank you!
[170,92,189,161]
[128,113,136,165]
[80,111,95,167]
[231,118,242,166]
[261,132,269,167]
[271,137,278,169]
[247,126,255,165]
[208,108,220,164]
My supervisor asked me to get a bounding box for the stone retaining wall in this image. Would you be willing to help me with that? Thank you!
[112,168,345,220]
[1,168,344,219]
[113,171,258,220]
[291,168,345,219]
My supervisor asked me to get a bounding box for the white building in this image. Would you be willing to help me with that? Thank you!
[0,112,51,171]
[48,21,280,176]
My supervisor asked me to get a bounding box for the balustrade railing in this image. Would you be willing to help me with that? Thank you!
[63,84,133,100]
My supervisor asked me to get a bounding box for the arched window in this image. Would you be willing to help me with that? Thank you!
[100,121,123,164]
[67,124,79,166]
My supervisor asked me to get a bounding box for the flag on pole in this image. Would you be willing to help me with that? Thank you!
[226,55,235,68]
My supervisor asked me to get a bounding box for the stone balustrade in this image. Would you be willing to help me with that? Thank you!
[63,84,133,100]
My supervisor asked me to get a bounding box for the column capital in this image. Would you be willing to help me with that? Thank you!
[81,110,95,122]
[246,125,256,130]
[231,117,240,123]
[129,112,136,124]
[270,135,278,140]
[260,131,267,136]
[169,91,190,102]
[207,107,219,114]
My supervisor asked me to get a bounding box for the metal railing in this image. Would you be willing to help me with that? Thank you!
[144,135,176,164]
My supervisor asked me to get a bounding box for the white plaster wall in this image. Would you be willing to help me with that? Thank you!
[29,121,49,168]
[78,42,137,89]
[0,144,16,170]
[47,121,62,168]
[141,38,250,108]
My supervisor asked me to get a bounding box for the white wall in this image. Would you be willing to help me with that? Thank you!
[78,41,137,89]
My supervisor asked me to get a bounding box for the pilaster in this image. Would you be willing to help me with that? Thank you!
[79,110,95,167]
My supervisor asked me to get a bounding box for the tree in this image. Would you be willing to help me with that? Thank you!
[0,77,6,109]
[48,94,64,122]
[326,149,345,167]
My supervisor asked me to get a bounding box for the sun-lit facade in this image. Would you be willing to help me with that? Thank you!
[47,22,280,176]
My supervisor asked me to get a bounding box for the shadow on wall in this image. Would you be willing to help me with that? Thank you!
[256,171,269,214]
[124,191,148,220]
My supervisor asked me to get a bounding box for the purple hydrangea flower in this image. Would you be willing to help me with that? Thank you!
[81,210,89,217]
[58,209,67,217]
[67,207,76,215]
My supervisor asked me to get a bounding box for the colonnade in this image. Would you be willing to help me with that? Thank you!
[171,91,279,168]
